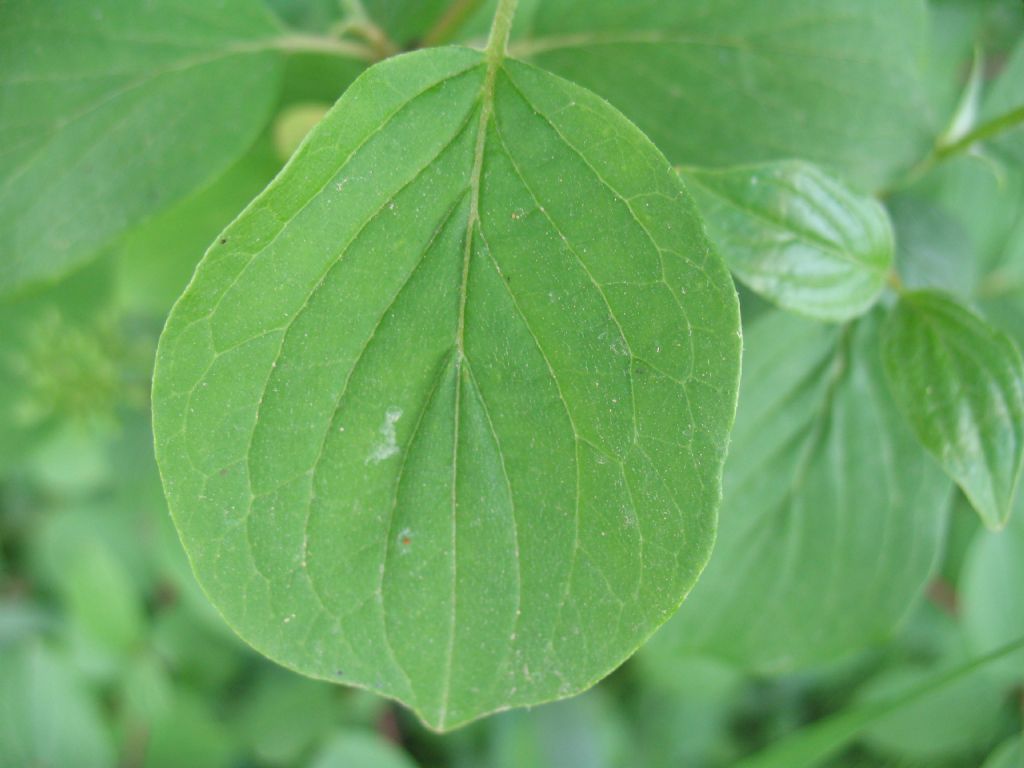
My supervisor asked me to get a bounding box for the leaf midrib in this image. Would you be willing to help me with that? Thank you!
[440,38,505,726]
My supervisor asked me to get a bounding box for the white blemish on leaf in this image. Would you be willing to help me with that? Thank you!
[365,406,402,464]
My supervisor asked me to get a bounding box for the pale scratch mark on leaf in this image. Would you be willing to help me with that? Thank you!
[366,406,403,464]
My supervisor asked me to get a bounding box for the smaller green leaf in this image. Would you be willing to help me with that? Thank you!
[882,290,1024,529]
[681,161,893,321]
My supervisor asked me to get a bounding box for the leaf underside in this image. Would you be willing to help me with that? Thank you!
[153,47,741,729]
[655,311,949,671]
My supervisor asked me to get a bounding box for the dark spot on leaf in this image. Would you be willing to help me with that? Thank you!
[220,238,228,244]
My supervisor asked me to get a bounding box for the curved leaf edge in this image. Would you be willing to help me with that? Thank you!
[152,44,742,731]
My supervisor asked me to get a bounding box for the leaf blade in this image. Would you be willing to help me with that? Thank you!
[653,310,949,671]
[682,161,893,321]
[0,0,288,294]
[152,47,741,730]
[513,0,934,190]
[882,290,1024,529]
[736,634,1024,768]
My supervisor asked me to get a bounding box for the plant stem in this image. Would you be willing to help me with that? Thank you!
[486,0,519,61]
[421,0,486,48]
[271,33,377,61]
[935,104,1024,160]
[886,105,1024,195]
[738,633,1024,768]
[333,0,399,59]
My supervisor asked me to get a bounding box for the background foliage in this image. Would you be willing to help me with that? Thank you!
[2,0,1024,765]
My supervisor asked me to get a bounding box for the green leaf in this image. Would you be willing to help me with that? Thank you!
[61,540,146,657]
[0,643,115,768]
[0,0,287,295]
[152,43,741,730]
[961,506,1024,684]
[143,691,236,768]
[114,135,281,318]
[652,310,949,671]
[854,657,1004,761]
[511,0,934,190]
[310,731,419,768]
[627,655,742,768]
[882,290,1024,529]
[484,689,628,768]
[231,669,348,765]
[887,195,975,297]
[362,0,455,46]
[980,38,1024,169]
[734,634,1024,768]
[983,736,1024,768]
[682,161,893,321]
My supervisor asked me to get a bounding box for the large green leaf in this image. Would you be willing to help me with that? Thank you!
[114,135,281,317]
[882,291,1024,529]
[682,161,893,321]
[652,311,949,671]
[0,0,288,295]
[152,42,740,729]
[511,0,934,190]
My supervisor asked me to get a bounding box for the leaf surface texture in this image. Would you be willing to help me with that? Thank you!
[152,46,741,729]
